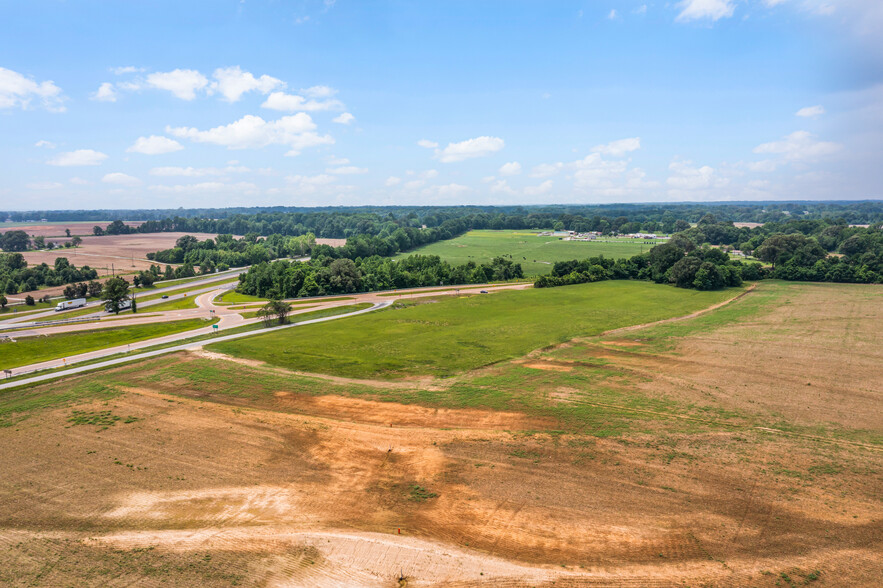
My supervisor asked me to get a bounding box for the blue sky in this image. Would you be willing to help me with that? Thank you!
[1,0,881,209]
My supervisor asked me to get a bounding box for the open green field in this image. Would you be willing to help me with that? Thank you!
[396,230,665,276]
[239,302,373,321]
[143,296,199,312]
[216,290,267,304]
[0,317,217,370]
[209,281,739,379]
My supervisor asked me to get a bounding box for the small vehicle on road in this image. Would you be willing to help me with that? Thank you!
[161,295,169,299]
[480,290,488,294]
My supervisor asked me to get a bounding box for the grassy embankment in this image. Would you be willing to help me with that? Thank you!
[395,229,666,276]
[0,317,218,371]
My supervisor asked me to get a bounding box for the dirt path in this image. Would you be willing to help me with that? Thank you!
[601,283,757,336]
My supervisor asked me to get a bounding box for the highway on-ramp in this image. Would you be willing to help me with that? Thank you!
[0,282,531,388]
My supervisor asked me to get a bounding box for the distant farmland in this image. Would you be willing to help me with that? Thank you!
[396,230,665,276]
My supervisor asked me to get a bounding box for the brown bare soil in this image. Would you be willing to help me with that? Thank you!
[0,281,880,586]
[575,283,883,430]
[20,232,221,276]
[315,238,347,247]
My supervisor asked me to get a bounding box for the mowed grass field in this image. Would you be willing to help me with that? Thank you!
[208,281,739,379]
[396,230,664,276]
[0,317,217,370]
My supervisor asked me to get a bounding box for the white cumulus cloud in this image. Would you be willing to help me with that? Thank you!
[666,160,727,191]
[417,139,438,149]
[91,82,118,102]
[47,149,108,166]
[591,137,641,156]
[167,113,333,156]
[149,181,259,195]
[212,66,283,102]
[529,162,564,178]
[102,172,141,186]
[753,131,842,161]
[333,112,355,124]
[675,0,735,22]
[34,140,56,149]
[523,180,554,197]
[262,91,344,112]
[303,85,337,98]
[26,181,63,190]
[146,69,210,100]
[385,176,402,186]
[126,135,184,155]
[436,136,504,163]
[327,165,367,175]
[795,105,826,118]
[0,66,66,112]
[149,165,250,177]
[499,161,522,176]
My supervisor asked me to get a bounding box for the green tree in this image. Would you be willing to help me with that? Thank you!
[101,277,130,314]
[0,230,31,252]
[327,258,362,293]
[71,236,83,247]
[87,280,103,298]
[25,294,35,306]
[258,299,293,325]
[0,294,6,309]
[65,228,71,237]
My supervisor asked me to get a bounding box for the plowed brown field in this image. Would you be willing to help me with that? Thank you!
[0,281,879,587]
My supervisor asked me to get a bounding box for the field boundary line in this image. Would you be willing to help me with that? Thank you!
[601,283,757,336]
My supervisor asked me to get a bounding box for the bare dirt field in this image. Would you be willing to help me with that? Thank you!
[0,281,879,587]
[18,232,222,278]
[564,281,883,430]
[1,221,143,238]
[316,238,347,247]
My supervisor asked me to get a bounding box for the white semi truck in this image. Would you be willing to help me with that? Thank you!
[55,298,87,312]
[104,299,132,313]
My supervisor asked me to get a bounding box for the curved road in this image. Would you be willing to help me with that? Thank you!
[1,282,532,385]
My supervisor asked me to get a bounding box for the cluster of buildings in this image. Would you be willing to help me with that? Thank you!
[537,230,669,241]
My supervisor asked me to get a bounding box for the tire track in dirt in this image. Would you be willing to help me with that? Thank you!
[600,283,757,337]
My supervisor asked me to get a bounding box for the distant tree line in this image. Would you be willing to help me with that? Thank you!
[5,201,882,226]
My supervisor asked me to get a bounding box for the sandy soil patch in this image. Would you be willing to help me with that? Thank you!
[316,238,347,247]
[0,385,878,586]
[522,361,573,372]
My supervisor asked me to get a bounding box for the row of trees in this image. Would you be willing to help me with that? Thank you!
[534,223,882,291]
[237,255,524,299]
[534,244,754,291]
[1,254,100,295]
[0,230,83,252]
